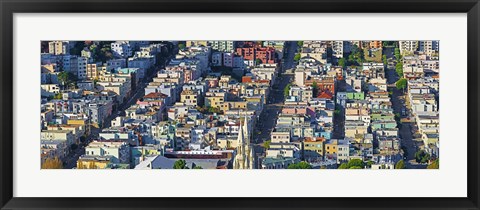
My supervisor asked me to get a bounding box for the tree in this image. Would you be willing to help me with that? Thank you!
[338,159,365,169]
[394,47,401,61]
[173,159,189,169]
[263,140,271,149]
[69,41,85,56]
[90,41,113,63]
[293,53,301,62]
[41,157,63,169]
[382,55,388,66]
[415,150,431,164]
[395,160,406,169]
[395,62,404,77]
[338,163,349,169]
[287,161,313,169]
[192,165,203,169]
[297,41,304,47]
[206,106,222,114]
[366,160,375,168]
[58,71,77,89]
[396,78,408,92]
[346,159,364,169]
[347,44,364,66]
[178,43,186,50]
[338,57,346,69]
[53,93,63,99]
[284,83,291,97]
[255,58,263,65]
[427,159,439,169]
[334,109,341,116]
[312,81,319,97]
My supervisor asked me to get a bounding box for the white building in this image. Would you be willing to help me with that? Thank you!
[111,41,133,58]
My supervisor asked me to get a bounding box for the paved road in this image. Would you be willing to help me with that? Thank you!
[384,48,426,169]
[332,78,346,139]
[252,41,297,167]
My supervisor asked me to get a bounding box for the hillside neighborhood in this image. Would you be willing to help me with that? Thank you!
[40,40,439,169]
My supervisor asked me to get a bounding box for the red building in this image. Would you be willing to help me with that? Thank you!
[236,47,276,64]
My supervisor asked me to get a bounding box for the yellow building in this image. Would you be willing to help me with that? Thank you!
[205,92,225,108]
[186,41,208,47]
[325,139,339,156]
[48,41,68,55]
[303,137,325,158]
[77,158,110,169]
[216,136,239,149]
[243,95,264,104]
[86,63,106,80]
[219,101,248,113]
[180,89,199,106]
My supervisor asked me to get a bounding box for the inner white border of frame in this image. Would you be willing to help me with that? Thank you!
[13,13,467,197]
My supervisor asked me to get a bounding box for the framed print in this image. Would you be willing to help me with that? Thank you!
[1,0,479,210]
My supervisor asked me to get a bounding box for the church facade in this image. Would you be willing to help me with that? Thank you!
[233,116,255,169]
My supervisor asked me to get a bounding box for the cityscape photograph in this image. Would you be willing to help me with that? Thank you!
[40,40,439,169]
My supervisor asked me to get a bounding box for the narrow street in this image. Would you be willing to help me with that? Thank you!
[253,41,297,165]
[384,47,426,169]
[332,78,346,139]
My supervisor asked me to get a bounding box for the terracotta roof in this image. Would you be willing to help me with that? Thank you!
[143,92,168,99]
[317,91,333,99]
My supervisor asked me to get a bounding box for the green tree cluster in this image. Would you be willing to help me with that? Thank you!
[58,71,77,90]
[338,57,347,69]
[312,81,319,97]
[287,161,312,169]
[427,159,439,169]
[394,47,401,61]
[69,41,86,56]
[346,45,365,66]
[53,93,63,99]
[395,62,404,77]
[396,78,407,91]
[338,159,365,169]
[395,160,406,169]
[382,55,388,66]
[293,53,301,62]
[197,106,223,115]
[297,41,304,47]
[173,160,189,169]
[284,83,291,97]
[263,140,271,149]
[415,150,431,164]
[173,160,204,169]
[178,43,186,50]
[255,58,263,65]
[89,41,114,63]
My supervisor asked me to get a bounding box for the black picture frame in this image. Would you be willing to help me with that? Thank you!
[1,0,479,209]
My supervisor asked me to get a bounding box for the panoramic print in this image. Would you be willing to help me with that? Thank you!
[40,41,439,169]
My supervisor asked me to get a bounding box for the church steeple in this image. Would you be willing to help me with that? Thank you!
[233,114,255,169]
